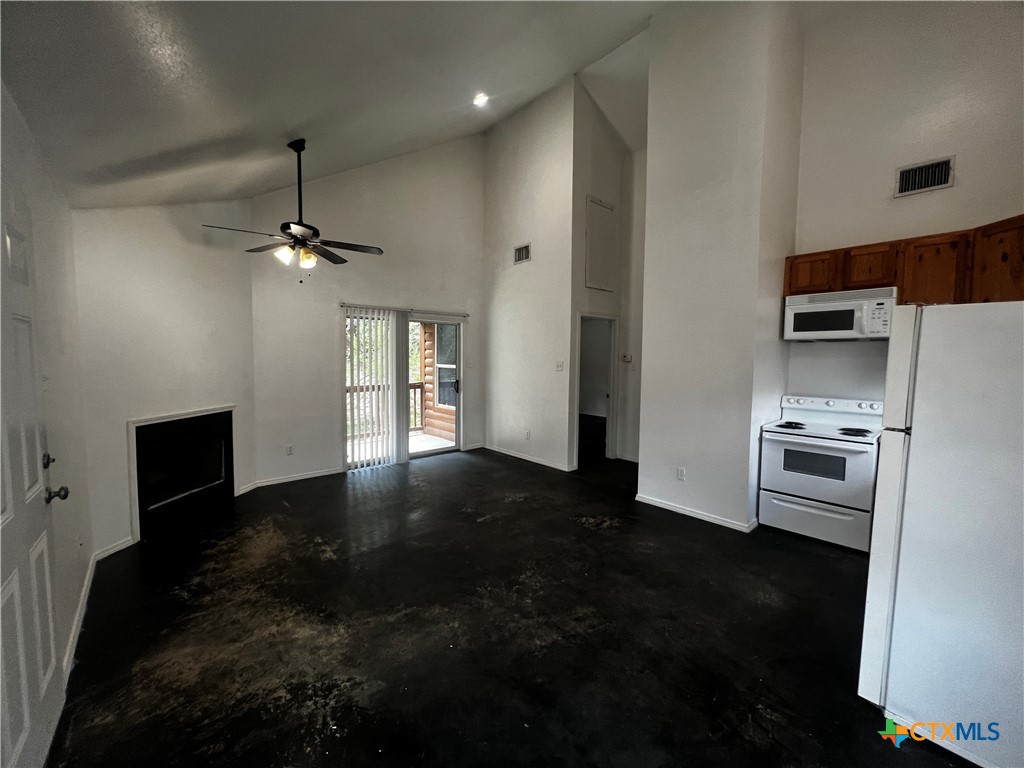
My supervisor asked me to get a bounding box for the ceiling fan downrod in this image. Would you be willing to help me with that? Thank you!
[287,137,306,224]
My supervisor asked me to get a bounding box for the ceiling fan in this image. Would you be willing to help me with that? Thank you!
[202,138,383,268]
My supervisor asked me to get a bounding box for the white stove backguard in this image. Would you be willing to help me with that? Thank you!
[778,395,883,430]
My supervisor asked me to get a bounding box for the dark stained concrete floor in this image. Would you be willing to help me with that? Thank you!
[48,449,969,768]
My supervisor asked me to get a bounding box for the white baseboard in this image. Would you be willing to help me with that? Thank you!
[62,535,135,680]
[617,454,639,463]
[240,466,346,494]
[485,444,571,472]
[635,494,757,533]
[94,536,135,560]
[62,554,95,681]
[461,443,485,451]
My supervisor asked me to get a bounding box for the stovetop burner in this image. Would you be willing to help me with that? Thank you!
[838,427,871,437]
[776,421,806,430]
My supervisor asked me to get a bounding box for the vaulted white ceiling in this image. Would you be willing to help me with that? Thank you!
[1,2,658,208]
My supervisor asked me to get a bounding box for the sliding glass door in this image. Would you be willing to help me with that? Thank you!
[408,320,459,456]
[344,306,398,469]
[345,308,461,468]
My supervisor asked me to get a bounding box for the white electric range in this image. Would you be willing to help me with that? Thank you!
[758,395,883,551]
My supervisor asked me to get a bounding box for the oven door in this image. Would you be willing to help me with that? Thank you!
[760,432,877,510]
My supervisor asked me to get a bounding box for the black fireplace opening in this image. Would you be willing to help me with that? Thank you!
[136,410,234,542]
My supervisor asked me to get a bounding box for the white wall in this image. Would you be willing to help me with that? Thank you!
[72,203,256,552]
[791,2,1024,401]
[482,81,575,470]
[747,3,803,520]
[639,3,800,531]
[2,87,93,717]
[579,318,612,417]
[570,80,644,466]
[618,149,646,461]
[796,2,1024,252]
[788,342,889,401]
[249,136,486,481]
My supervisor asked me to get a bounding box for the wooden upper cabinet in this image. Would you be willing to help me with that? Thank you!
[897,230,971,305]
[969,214,1024,303]
[784,250,839,296]
[841,242,899,290]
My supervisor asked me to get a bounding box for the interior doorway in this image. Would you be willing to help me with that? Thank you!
[577,316,615,467]
[408,320,460,456]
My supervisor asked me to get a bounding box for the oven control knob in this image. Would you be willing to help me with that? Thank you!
[796,398,805,405]
[857,402,867,409]
[825,400,835,406]
[786,398,795,404]
[869,403,880,410]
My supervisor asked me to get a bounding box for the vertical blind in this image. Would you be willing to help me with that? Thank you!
[344,306,397,469]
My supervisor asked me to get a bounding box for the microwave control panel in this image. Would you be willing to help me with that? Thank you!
[864,302,891,336]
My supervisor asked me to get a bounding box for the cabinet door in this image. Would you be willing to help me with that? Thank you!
[897,231,971,305]
[841,242,898,290]
[784,250,839,296]
[970,215,1023,303]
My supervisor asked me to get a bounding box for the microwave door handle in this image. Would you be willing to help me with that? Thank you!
[763,433,873,453]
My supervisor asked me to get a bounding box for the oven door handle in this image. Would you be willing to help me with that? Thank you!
[767,497,857,521]
[763,433,872,453]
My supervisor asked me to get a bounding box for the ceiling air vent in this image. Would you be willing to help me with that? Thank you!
[894,156,954,198]
[514,243,531,264]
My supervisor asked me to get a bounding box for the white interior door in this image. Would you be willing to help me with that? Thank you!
[1,213,63,766]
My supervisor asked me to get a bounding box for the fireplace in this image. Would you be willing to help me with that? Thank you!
[134,410,234,541]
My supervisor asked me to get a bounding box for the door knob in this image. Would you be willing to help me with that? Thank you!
[42,452,56,469]
[44,486,69,504]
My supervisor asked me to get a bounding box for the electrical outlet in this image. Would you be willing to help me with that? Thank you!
[677,466,686,481]
[555,360,564,371]
[525,430,531,440]
[286,444,294,456]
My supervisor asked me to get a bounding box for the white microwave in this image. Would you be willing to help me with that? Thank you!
[783,287,896,341]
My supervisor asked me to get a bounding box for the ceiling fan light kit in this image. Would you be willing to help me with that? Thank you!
[202,138,383,268]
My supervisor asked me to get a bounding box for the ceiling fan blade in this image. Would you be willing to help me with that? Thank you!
[245,242,288,253]
[307,243,347,265]
[314,238,383,256]
[203,224,288,240]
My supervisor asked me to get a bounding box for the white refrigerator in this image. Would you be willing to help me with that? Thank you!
[858,301,1024,767]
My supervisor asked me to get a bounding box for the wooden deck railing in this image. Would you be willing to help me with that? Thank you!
[345,382,424,438]
[409,381,424,430]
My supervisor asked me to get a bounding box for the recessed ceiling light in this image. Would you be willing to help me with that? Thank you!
[473,92,489,107]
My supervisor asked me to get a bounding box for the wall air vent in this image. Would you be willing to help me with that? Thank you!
[514,244,531,264]
[894,156,954,198]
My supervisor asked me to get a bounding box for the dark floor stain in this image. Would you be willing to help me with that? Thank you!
[49,450,969,768]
